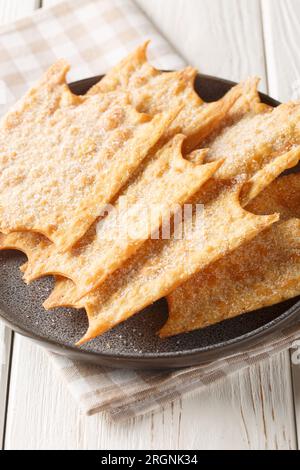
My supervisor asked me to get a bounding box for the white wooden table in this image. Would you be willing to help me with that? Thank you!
[0,0,300,450]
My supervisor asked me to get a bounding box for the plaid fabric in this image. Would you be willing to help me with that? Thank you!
[50,322,300,421]
[0,0,184,112]
[0,0,299,422]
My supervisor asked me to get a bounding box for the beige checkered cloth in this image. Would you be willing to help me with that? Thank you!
[0,0,300,422]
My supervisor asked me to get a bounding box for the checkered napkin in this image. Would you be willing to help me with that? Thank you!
[0,0,300,422]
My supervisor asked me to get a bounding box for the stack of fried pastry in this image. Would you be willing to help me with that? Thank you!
[0,42,299,345]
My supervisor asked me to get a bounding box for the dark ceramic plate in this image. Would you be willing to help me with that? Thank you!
[0,74,299,369]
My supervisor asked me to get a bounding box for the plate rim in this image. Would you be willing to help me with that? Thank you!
[1,295,300,368]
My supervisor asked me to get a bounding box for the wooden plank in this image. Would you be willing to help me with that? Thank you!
[261,0,300,448]
[291,350,300,447]
[0,0,41,449]
[0,327,12,448]
[261,0,300,102]
[4,337,296,450]
[135,0,268,90]
[3,0,298,450]
[0,0,39,23]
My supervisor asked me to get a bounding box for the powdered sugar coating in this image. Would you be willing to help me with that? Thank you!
[162,174,300,337]
[204,102,300,179]
[89,42,259,152]
[21,136,220,297]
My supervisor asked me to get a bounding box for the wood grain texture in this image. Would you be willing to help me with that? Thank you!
[0,0,40,449]
[135,0,268,91]
[291,349,300,444]
[261,0,300,445]
[1,0,299,450]
[261,0,300,102]
[292,368,300,443]
[4,337,296,450]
